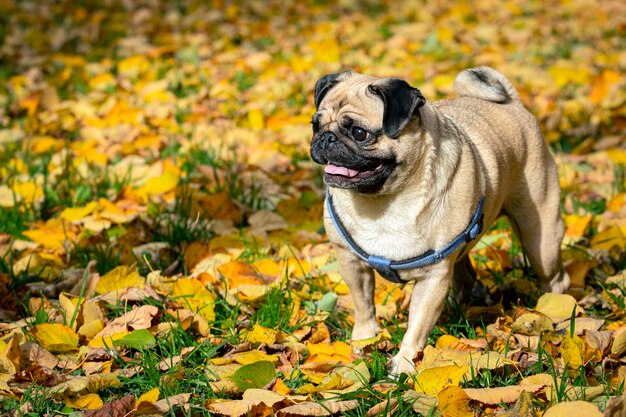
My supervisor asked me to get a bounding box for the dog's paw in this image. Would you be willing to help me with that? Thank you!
[542,268,571,294]
[351,321,380,342]
[387,351,416,379]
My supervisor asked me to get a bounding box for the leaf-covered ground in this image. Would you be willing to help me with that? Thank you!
[0,0,626,416]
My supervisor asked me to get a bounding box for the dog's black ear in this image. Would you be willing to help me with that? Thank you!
[314,72,343,109]
[368,79,426,138]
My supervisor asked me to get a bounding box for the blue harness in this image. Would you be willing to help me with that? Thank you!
[325,188,485,284]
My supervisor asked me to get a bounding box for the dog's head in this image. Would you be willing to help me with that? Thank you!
[310,71,426,194]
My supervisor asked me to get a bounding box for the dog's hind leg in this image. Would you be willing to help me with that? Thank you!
[504,161,570,294]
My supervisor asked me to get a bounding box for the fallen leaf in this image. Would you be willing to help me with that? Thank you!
[463,384,545,405]
[535,293,581,322]
[65,393,104,410]
[414,365,469,396]
[229,360,275,390]
[95,265,143,295]
[496,390,536,416]
[244,324,279,345]
[30,323,79,353]
[82,394,135,417]
[276,399,359,416]
[543,400,602,417]
[437,386,474,417]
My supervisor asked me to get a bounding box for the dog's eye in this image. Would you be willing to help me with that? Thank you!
[352,126,368,142]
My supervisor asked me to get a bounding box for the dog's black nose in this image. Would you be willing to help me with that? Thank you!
[320,131,337,149]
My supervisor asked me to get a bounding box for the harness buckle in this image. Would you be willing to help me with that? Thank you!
[368,256,403,283]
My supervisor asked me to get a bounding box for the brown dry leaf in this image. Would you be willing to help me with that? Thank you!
[107,304,158,332]
[248,210,288,233]
[208,399,275,417]
[209,380,243,398]
[543,400,602,417]
[365,398,398,416]
[134,393,191,415]
[20,342,59,369]
[496,390,537,417]
[14,364,66,387]
[611,327,626,356]
[82,394,135,417]
[603,390,626,417]
[403,390,438,416]
[463,384,545,405]
[584,329,614,353]
[276,399,359,416]
[52,373,122,398]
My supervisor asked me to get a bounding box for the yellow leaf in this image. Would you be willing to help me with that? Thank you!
[511,313,554,335]
[590,226,626,251]
[607,149,626,165]
[247,109,265,129]
[253,258,281,278]
[0,335,20,374]
[543,400,602,417]
[561,335,585,372]
[437,386,474,417]
[137,387,160,405]
[29,136,65,154]
[272,378,291,395]
[52,373,121,398]
[118,55,149,78]
[589,70,621,105]
[244,324,278,345]
[210,350,278,366]
[436,335,460,349]
[65,393,103,410]
[12,181,43,204]
[60,201,100,222]
[535,293,581,322]
[563,214,592,238]
[12,253,62,282]
[309,38,340,63]
[88,331,130,348]
[95,265,143,295]
[139,170,178,198]
[88,73,115,90]
[548,62,591,88]
[171,277,215,322]
[414,365,469,396]
[0,185,14,208]
[78,320,104,339]
[30,324,79,353]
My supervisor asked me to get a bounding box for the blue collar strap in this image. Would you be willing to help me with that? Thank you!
[325,188,485,284]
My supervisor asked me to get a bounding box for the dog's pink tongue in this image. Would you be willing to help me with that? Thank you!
[324,164,359,178]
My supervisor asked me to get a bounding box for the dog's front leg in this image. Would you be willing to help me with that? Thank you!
[388,264,453,377]
[336,247,380,341]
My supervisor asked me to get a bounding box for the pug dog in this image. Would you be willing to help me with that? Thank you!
[310,66,571,376]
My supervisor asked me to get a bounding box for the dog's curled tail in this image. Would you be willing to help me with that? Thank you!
[453,66,520,104]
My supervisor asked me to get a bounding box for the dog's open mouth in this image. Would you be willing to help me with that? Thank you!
[322,159,395,192]
[324,163,385,180]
